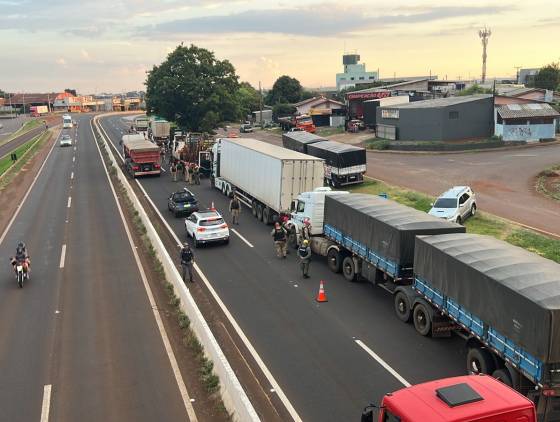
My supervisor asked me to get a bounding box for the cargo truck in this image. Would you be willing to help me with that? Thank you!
[122,135,161,178]
[289,191,464,285]
[403,233,560,421]
[362,374,536,422]
[133,116,149,132]
[148,118,171,145]
[211,138,324,224]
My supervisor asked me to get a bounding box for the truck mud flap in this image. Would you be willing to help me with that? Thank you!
[431,315,455,338]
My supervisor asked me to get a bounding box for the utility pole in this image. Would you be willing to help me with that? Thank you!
[259,81,263,127]
[514,66,522,84]
[479,27,492,84]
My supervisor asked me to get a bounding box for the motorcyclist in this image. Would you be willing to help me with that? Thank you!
[10,241,30,274]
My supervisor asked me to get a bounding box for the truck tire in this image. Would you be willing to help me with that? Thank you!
[413,303,432,336]
[342,256,356,281]
[256,204,263,221]
[394,291,412,323]
[327,248,342,273]
[466,347,495,375]
[251,202,257,217]
[492,368,513,387]
[262,207,271,225]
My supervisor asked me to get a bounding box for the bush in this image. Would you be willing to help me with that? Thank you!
[366,139,390,150]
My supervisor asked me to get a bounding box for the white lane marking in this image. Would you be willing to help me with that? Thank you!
[355,339,411,387]
[67,197,72,208]
[0,129,60,246]
[231,228,254,248]
[72,156,75,163]
[59,244,67,269]
[91,118,198,422]
[74,146,76,151]
[40,384,52,422]
[70,172,74,180]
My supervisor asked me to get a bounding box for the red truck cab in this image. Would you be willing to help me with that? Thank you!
[294,115,316,133]
[376,375,536,422]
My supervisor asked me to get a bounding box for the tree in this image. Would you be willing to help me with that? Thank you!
[457,84,493,96]
[266,76,303,105]
[145,44,239,132]
[530,63,560,91]
[236,82,261,120]
[272,103,296,119]
[64,88,77,96]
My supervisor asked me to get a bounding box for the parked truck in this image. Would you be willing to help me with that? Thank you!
[362,374,537,422]
[289,190,464,282]
[133,116,149,132]
[122,134,161,178]
[148,118,171,145]
[282,132,366,187]
[211,138,324,224]
[404,233,560,421]
[278,115,317,133]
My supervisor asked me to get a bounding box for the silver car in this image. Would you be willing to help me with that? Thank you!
[428,186,477,224]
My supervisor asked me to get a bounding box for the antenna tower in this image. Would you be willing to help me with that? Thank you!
[479,27,492,83]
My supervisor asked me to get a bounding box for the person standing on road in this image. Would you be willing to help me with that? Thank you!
[193,164,200,185]
[298,239,312,278]
[271,222,287,258]
[176,160,184,182]
[170,161,177,182]
[188,163,194,184]
[300,218,312,246]
[229,194,241,225]
[180,243,195,283]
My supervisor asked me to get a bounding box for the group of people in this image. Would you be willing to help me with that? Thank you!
[270,218,313,279]
[169,158,201,185]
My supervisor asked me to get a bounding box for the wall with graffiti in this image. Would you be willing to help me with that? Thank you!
[495,121,556,142]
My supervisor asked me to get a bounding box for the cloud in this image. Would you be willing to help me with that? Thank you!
[56,57,68,67]
[138,5,504,37]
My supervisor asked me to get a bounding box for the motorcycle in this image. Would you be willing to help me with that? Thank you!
[13,259,28,288]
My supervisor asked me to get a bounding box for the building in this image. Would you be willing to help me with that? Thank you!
[518,68,540,85]
[294,96,344,115]
[336,53,378,91]
[6,93,57,111]
[496,86,555,103]
[251,109,273,125]
[376,95,494,141]
[495,103,559,142]
[53,92,82,112]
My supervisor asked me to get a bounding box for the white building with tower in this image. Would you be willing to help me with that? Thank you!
[336,53,378,91]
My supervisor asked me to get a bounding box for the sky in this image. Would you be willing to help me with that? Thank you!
[1,0,559,94]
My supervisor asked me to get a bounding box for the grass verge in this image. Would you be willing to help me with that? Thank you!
[0,131,49,189]
[350,180,560,263]
[0,119,43,145]
[93,127,231,419]
[536,165,560,202]
[315,127,345,137]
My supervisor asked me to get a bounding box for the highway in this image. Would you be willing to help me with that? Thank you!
[0,115,190,421]
[101,115,468,421]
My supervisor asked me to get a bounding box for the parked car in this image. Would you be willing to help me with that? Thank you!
[240,124,253,133]
[185,210,230,247]
[168,189,199,217]
[60,134,72,147]
[428,186,477,224]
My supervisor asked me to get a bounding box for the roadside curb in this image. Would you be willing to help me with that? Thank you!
[92,115,261,422]
[365,140,560,155]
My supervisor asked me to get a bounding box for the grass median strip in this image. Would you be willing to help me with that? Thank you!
[349,180,560,263]
[0,118,43,146]
[0,131,49,187]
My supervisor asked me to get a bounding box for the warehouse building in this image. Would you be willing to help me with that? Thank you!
[495,103,559,142]
[376,95,494,141]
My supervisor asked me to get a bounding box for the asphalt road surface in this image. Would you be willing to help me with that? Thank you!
[102,115,468,421]
[0,115,31,141]
[0,115,190,422]
[0,125,46,159]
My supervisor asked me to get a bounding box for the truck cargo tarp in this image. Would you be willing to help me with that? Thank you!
[306,141,366,168]
[414,233,560,363]
[324,194,465,266]
[282,132,325,154]
[123,138,159,152]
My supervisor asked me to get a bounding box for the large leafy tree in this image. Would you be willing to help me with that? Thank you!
[266,75,303,104]
[145,44,240,132]
[64,88,77,96]
[236,82,261,119]
[530,63,560,91]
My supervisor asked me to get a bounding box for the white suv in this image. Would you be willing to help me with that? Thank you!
[428,186,477,224]
[185,210,230,248]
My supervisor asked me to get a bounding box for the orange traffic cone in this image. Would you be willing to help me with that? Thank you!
[316,280,328,303]
[210,201,216,211]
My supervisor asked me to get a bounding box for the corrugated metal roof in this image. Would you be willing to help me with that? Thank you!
[379,94,493,109]
[497,103,560,119]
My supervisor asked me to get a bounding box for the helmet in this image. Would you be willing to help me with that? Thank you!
[304,218,311,226]
[303,239,309,246]
[183,242,189,248]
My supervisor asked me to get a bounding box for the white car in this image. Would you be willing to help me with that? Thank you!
[60,134,72,147]
[428,186,477,224]
[185,210,229,248]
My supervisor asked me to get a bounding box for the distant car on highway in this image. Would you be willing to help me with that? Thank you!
[60,134,72,147]
[428,186,477,224]
[240,124,253,133]
[168,189,199,217]
[185,210,229,247]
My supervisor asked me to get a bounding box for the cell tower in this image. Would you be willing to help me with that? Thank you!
[479,27,492,83]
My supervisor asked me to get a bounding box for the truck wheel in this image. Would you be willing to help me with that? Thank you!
[342,256,356,281]
[222,184,227,196]
[466,347,495,375]
[262,207,271,225]
[327,249,342,273]
[256,204,263,221]
[251,202,257,217]
[413,303,432,336]
[492,368,513,387]
[394,291,412,323]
